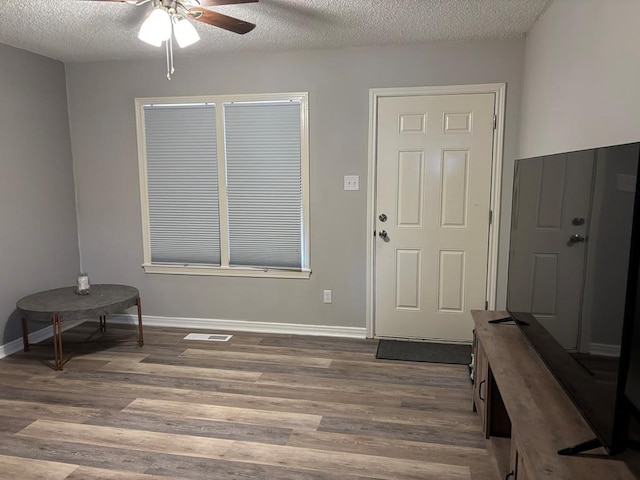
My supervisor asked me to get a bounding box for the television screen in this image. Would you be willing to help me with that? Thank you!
[506,142,640,453]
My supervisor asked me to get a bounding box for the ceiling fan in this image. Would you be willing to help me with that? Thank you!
[85,0,258,78]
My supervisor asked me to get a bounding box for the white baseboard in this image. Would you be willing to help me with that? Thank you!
[589,342,621,357]
[107,314,367,339]
[0,320,84,360]
[0,315,366,358]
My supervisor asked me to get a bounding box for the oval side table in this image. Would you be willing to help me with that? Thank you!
[17,284,143,370]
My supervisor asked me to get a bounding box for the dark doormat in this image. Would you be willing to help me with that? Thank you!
[375,339,471,365]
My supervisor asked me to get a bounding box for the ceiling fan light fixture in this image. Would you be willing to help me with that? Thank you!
[138,7,172,47]
[173,17,200,48]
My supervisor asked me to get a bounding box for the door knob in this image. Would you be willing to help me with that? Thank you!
[378,230,388,239]
[569,234,585,243]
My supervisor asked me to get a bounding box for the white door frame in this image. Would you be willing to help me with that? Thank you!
[365,83,507,339]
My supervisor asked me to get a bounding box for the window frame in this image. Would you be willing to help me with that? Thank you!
[135,92,311,279]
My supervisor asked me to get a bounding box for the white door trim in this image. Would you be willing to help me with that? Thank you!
[365,83,506,339]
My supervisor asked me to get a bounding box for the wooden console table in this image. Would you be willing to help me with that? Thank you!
[17,284,143,370]
[471,310,634,480]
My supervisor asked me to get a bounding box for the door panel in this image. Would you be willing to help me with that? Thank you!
[441,149,470,227]
[374,93,495,342]
[397,151,424,226]
[396,249,421,309]
[438,250,465,312]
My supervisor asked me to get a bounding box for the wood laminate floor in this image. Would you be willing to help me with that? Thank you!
[0,322,497,480]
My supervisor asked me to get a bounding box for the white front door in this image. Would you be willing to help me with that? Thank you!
[374,93,496,343]
[507,151,594,350]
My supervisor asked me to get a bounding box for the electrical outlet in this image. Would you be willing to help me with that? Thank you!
[323,289,332,304]
[344,175,360,191]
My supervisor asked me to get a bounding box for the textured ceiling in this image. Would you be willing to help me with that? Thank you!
[0,0,551,63]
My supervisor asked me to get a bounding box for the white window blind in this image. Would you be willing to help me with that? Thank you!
[224,101,303,269]
[137,93,310,278]
[143,104,221,265]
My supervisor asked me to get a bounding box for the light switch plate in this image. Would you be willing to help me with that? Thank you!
[323,290,332,303]
[344,175,360,191]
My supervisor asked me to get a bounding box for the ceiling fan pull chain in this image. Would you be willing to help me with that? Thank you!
[170,36,175,77]
[165,40,170,80]
[165,37,175,80]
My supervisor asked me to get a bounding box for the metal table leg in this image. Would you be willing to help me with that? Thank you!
[52,315,63,371]
[136,296,144,347]
[22,318,30,352]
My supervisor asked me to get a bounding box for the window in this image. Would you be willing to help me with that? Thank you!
[135,93,310,278]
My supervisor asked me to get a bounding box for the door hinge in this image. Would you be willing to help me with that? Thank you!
[485,301,489,310]
[489,210,493,225]
[493,114,497,130]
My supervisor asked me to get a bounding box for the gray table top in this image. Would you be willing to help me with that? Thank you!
[17,284,139,322]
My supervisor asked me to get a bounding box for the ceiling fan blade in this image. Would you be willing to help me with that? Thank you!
[197,0,258,5]
[80,0,148,4]
[82,0,254,4]
[189,7,256,34]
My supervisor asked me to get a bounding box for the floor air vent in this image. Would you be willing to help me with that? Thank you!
[183,333,233,342]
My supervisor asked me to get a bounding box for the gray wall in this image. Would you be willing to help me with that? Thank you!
[519,0,640,158]
[0,44,80,344]
[65,39,525,329]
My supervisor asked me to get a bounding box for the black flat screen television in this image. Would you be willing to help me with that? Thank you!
[506,142,640,454]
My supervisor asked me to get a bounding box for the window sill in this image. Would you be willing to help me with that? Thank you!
[142,263,311,279]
